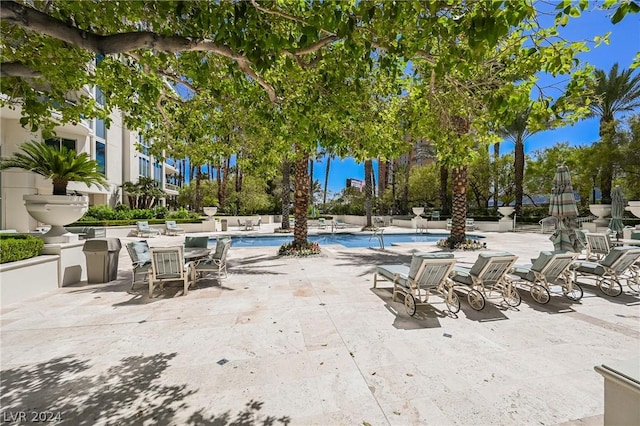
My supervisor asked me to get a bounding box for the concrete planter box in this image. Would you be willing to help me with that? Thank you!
[1,255,59,307]
[595,358,640,425]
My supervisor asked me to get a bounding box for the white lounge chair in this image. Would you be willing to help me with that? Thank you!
[585,233,612,261]
[136,221,161,238]
[374,252,460,315]
[165,220,185,236]
[508,250,581,304]
[149,246,193,297]
[451,252,520,310]
[572,246,640,297]
[465,218,476,231]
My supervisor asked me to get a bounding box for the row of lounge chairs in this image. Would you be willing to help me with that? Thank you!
[125,236,231,298]
[374,246,640,316]
[136,220,184,237]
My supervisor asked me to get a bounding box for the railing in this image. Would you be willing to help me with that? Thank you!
[165,183,180,192]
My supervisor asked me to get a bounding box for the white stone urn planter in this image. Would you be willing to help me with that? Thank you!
[626,201,640,219]
[24,194,89,243]
[497,206,515,221]
[203,206,218,220]
[589,204,612,227]
[412,207,425,217]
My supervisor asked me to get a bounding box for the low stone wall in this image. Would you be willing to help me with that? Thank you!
[1,255,59,307]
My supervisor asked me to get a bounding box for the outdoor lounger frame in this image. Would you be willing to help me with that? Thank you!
[374,252,460,316]
[508,250,582,304]
[572,246,640,296]
[450,252,520,311]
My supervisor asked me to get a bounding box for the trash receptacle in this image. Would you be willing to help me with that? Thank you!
[221,219,228,231]
[83,238,122,284]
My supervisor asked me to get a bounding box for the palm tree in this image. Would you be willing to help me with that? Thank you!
[0,141,107,195]
[589,63,640,204]
[498,107,545,214]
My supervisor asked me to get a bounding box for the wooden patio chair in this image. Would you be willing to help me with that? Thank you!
[192,238,232,283]
[149,246,193,297]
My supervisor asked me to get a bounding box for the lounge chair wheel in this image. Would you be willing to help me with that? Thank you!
[467,290,485,311]
[404,293,417,316]
[445,291,461,313]
[598,279,622,297]
[530,285,550,304]
[503,285,521,307]
[626,276,640,293]
[562,283,583,301]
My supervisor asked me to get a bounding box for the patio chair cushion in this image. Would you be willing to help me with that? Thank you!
[376,265,410,288]
[212,238,231,259]
[573,261,605,276]
[185,236,209,248]
[469,252,513,276]
[408,252,453,280]
[531,250,568,272]
[510,264,535,282]
[600,246,627,268]
[128,241,151,264]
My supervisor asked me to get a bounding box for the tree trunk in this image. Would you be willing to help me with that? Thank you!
[194,167,202,212]
[450,166,468,244]
[391,160,397,215]
[364,159,373,227]
[493,142,500,208]
[235,161,242,214]
[52,178,68,196]
[281,159,291,230]
[323,155,331,205]
[439,165,449,215]
[378,159,388,213]
[402,149,412,212]
[308,158,314,207]
[599,119,615,204]
[514,136,524,214]
[293,149,309,246]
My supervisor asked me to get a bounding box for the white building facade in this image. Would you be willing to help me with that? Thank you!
[0,87,179,232]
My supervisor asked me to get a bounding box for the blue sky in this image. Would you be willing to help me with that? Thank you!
[315,5,640,197]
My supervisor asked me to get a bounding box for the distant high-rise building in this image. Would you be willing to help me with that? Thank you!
[346,178,365,192]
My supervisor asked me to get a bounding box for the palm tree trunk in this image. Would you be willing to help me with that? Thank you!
[514,136,524,214]
[235,161,242,214]
[281,159,291,230]
[308,158,314,207]
[493,142,500,208]
[293,148,309,246]
[439,165,449,215]
[323,155,331,205]
[599,119,615,204]
[364,159,373,227]
[194,167,202,212]
[450,165,468,243]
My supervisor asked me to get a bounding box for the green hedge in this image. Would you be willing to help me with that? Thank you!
[68,219,202,227]
[0,234,45,264]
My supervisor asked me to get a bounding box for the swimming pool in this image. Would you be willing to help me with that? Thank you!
[216,233,482,248]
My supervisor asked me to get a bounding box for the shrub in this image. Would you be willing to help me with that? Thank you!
[153,206,169,219]
[130,208,155,219]
[278,241,321,256]
[167,208,199,220]
[84,205,117,221]
[436,237,486,251]
[0,234,45,263]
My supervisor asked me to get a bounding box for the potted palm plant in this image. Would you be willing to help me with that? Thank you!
[0,141,108,242]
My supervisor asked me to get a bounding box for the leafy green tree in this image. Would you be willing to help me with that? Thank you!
[0,141,108,195]
[615,114,640,199]
[408,164,440,210]
[587,63,640,203]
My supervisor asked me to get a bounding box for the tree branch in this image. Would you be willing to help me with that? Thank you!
[1,1,279,103]
[0,62,42,78]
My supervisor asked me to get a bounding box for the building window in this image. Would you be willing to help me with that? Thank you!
[139,157,150,177]
[96,118,106,139]
[45,138,75,152]
[96,141,106,175]
[154,162,163,183]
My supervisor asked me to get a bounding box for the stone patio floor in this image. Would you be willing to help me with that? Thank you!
[1,225,639,425]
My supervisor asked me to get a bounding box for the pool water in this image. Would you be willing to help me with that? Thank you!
[216,233,482,248]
